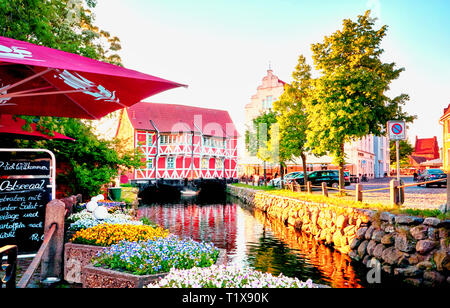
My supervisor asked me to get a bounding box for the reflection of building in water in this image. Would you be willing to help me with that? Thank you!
[138,204,238,252]
[231,206,267,267]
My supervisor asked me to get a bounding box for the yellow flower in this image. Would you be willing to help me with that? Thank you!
[70,223,169,246]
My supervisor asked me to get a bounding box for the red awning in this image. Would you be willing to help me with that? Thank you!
[0,114,74,141]
[0,36,187,119]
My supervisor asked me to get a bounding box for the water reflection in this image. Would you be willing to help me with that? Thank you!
[253,210,363,288]
[138,196,367,288]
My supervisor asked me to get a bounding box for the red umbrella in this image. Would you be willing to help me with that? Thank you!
[0,114,75,141]
[0,36,186,119]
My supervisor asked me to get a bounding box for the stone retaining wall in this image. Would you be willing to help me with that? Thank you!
[228,185,450,287]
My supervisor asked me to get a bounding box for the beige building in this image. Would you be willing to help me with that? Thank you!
[244,69,285,127]
[243,69,285,168]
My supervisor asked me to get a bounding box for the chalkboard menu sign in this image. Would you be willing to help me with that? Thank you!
[0,178,51,253]
[0,160,51,176]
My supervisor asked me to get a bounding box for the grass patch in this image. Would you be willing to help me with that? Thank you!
[230,183,449,219]
[231,183,279,191]
[395,208,450,220]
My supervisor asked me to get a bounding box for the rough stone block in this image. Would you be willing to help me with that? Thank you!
[410,225,428,240]
[382,247,402,265]
[364,226,375,240]
[381,234,394,245]
[366,240,377,256]
[356,227,368,239]
[371,230,385,242]
[372,244,385,259]
[394,233,415,253]
[423,217,441,227]
[380,212,395,224]
[64,243,105,284]
[358,240,369,258]
[395,216,424,225]
[416,240,436,255]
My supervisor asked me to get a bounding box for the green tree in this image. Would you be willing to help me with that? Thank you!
[390,139,414,168]
[0,0,141,198]
[245,111,278,185]
[7,118,142,198]
[274,54,316,186]
[305,10,415,191]
[0,0,122,65]
[245,111,278,156]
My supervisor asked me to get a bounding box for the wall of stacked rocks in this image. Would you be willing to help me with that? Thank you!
[228,185,450,287]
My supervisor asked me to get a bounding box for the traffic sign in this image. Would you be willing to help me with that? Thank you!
[388,121,406,140]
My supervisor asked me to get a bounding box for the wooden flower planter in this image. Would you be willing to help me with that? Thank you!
[64,242,227,288]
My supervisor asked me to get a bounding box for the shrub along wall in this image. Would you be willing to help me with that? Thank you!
[228,185,450,287]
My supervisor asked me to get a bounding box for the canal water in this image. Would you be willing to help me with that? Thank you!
[138,195,406,288]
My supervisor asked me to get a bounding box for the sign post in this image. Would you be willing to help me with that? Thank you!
[388,121,406,180]
[387,121,406,206]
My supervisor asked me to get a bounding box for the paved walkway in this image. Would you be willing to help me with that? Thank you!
[328,176,446,210]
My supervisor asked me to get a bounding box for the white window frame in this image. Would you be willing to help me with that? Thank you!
[167,156,175,169]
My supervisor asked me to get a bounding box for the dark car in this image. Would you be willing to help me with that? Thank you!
[294,170,350,189]
[417,169,447,187]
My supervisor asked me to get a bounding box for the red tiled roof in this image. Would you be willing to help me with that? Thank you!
[409,155,428,165]
[126,102,238,138]
[413,136,440,159]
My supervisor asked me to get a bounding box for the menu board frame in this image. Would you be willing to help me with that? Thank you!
[0,149,56,255]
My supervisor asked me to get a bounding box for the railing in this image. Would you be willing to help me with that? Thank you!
[285,177,448,206]
[0,195,79,288]
[0,245,18,289]
[16,224,57,288]
[242,176,449,207]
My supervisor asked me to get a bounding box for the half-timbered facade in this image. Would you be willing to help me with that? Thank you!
[116,102,239,182]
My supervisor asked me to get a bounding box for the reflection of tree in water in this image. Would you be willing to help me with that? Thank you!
[251,209,365,288]
[247,234,329,286]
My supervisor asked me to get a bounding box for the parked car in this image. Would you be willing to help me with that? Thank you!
[344,171,351,185]
[294,170,351,188]
[269,172,303,187]
[417,169,447,187]
[284,172,304,184]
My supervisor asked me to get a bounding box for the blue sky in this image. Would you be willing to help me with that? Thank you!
[94,0,450,149]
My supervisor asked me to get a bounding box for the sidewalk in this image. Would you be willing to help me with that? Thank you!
[335,176,446,210]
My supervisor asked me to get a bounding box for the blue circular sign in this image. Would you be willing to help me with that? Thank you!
[391,123,403,135]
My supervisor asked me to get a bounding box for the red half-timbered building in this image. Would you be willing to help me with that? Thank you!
[116,102,239,183]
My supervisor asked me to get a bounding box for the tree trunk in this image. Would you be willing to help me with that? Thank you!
[280,162,285,189]
[301,152,308,188]
[338,142,345,195]
[339,161,345,194]
[264,161,267,186]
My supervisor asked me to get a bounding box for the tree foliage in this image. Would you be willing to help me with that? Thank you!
[274,54,314,184]
[389,139,414,167]
[245,111,278,158]
[0,0,122,65]
[7,119,142,197]
[305,10,415,189]
[0,0,141,198]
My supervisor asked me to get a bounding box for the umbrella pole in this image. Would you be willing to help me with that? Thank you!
[0,68,54,93]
